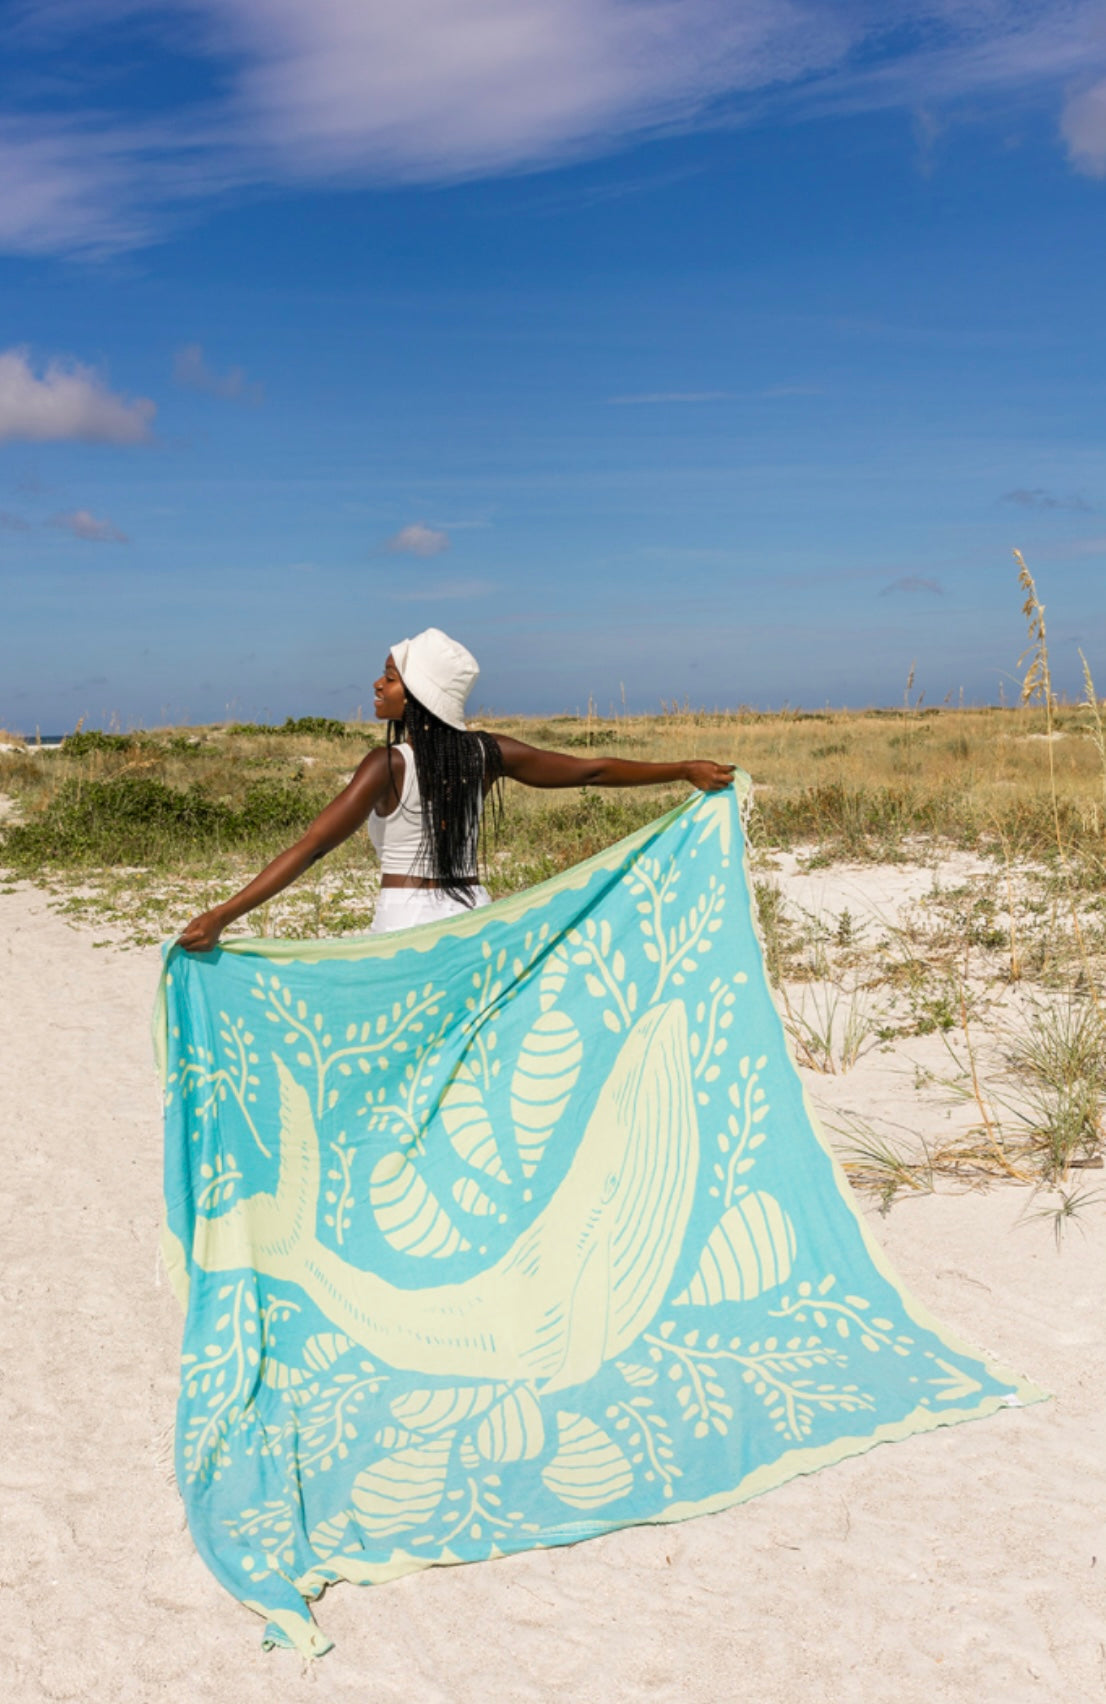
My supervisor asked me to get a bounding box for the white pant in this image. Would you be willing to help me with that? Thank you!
[369,885,491,935]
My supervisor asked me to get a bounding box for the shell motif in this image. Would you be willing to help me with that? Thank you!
[370,1150,470,1259]
[261,1330,352,1390]
[308,1510,360,1559]
[452,1175,497,1216]
[540,1411,634,1510]
[439,1063,510,1183]
[372,1424,413,1451]
[350,1436,453,1537]
[674,1191,796,1307]
[510,1010,583,1177]
[474,1386,545,1462]
[303,1331,352,1373]
[390,1383,502,1435]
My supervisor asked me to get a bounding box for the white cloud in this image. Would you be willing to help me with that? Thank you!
[50,508,129,543]
[0,347,155,444]
[1062,78,1106,176]
[1,3,1104,255]
[215,0,850,179]
[174,342,264,404]
[385,522,451,557]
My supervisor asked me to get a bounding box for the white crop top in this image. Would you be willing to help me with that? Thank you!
[367,742,482,878]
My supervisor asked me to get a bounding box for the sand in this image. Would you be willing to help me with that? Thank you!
[1,878,1103,1704]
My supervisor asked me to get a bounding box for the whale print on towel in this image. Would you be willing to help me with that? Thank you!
[159,786,1045,1660]
[193,1001,698,1389]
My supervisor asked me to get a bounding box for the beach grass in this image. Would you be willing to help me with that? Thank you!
[2,699,1105,874]
[1,699,1104,971]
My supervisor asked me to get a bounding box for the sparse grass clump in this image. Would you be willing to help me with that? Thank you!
[1004,998,1106,1179]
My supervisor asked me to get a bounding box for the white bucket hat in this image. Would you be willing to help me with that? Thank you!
[390,627,479,731]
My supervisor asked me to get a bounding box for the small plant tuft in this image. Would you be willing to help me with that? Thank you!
[226,716,351,739]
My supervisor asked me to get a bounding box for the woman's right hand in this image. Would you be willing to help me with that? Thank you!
[178,907,229,954]
[685,760,736,793]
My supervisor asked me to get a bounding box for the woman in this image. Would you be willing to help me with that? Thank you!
[179,627,734,952]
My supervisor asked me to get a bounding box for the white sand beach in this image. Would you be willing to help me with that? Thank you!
[1,880,1103,1704]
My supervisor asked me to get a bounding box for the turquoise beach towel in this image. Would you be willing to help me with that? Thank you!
[156,781,1043,1656]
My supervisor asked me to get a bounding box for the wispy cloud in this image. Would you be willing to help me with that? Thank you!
[1061,77,1106,177]
[1,3,1103,256]
[608,390,737,406]
[0,347,154,444]
[0,114,150,257]
[174,342,264,404]
[50,508,129,543]
[13,469,50,496]
[1002,487,1095,512]
[1047,534,1106,559]
[0,509,30,532]
[385,522,450,557]
[607,384,822,405]
[879,574,943,597]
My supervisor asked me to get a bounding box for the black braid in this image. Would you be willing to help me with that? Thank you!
[387,690,505,905]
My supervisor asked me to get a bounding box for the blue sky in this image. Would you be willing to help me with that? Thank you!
[1,2,1103,729]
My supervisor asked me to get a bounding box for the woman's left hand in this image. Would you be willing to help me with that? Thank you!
[686,761,736,793]
[178,907,228,953]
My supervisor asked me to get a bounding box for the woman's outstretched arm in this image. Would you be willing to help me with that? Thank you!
[177,748,394,952]
[494,734,734,793]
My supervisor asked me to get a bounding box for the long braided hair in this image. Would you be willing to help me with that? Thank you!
[387,689,505,905]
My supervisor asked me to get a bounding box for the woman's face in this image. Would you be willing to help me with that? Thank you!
[373,654,407,722]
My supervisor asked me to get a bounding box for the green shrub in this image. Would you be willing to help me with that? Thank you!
[61,731,147,756]
[0,776,324,871]
[236,781,326,836]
